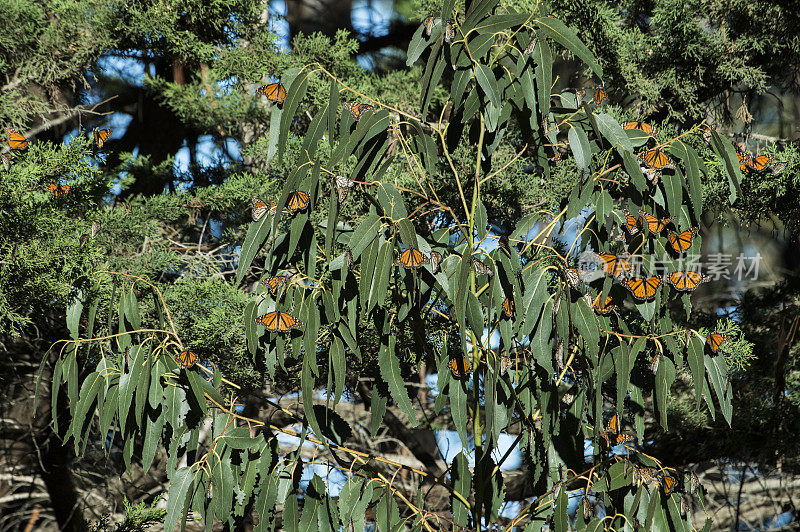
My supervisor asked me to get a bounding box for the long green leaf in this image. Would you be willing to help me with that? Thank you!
[164,467,195,532]
[534,17,603,77]
[378,334,417,426]
[278,69,310,162]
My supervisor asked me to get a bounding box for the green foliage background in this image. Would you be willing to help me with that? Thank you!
[1,0,800,530]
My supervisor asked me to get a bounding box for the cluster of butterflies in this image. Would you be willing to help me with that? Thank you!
[3,127,112,192]
[256,80,375,121]
[574,86,607,107]
[447,340,525,381]
[559,211,703,308]
[250,190,307,220]
[423,15,456,42]
[737,149,786,175]
[250,175,356,223]
[598,414,701,512]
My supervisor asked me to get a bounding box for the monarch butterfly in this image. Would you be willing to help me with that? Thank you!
[593,87,607,105]
[397,248,429,268]
[706,332,729,353]
[254,311,304,332]
[345,250,354,272]
[624,276,662,300]
[575,89,586,106]
[564,267,582,289]
[592,294,618,315]
[632,466,651,487]
[257,82,287,105]
[443,20,455,42]
[423,15,436,36]
[582,497,594,520]
[94,128,111,148]
[689,471,700,493]
[177,349,199,368]
[250,197,275,221]
[744,154,774,172]
[769,161,787,174]
[498,355,512,375]
[261,274,289,296]
[638,210,673,234]
[666,271,709,292]
[1,152,10,171]
[667,227,698,254]
[661,475,679,495]
[737,152,750,173]
[523,35,538,56]
[599,253,632,279]
[641,166,661,186]
[639,148,675,170]
[81,221,102,246]
[649,352,661,374]
[700,124,714,143]
[448,356,471,379]
[343,102,374,121]
[48,183,71,197]
[600,414,634,446]
[501,296,515,318]
[6,129,27,150]
[334,174,354,203]
[679,495,689,516]
[472,256,493,277]
[621,209,641,236]
[429,251,443,274]
[286,190,310,212]
[621,121,656,136]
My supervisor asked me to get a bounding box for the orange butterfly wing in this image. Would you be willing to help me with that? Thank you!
[423,16,436,36]
[622,209,641,235]
[94,128,111,148]
[261,275,288,295]
[254,311,303,332]
[48,183,71,197]
[251,197,269,221]
[622,121,655,135]
[177,350,199,368]
[449,357,471,379]
[592,294,617,315]
[6,128,27,150]
[667,271,708,292]
[287,190,310,212]
[639,148,674,170]
[706,333,729,353]
[343,102,374,120]
[258,82,287,105]
[638,210,673,233]
[600,253,631,278]
[397,248,429,268]
[661,475,678,495]
[593,88,607,105]
[668,228,697,253]
[625,276,662,300]
[745,154,773,172]
[502,297,515,318]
